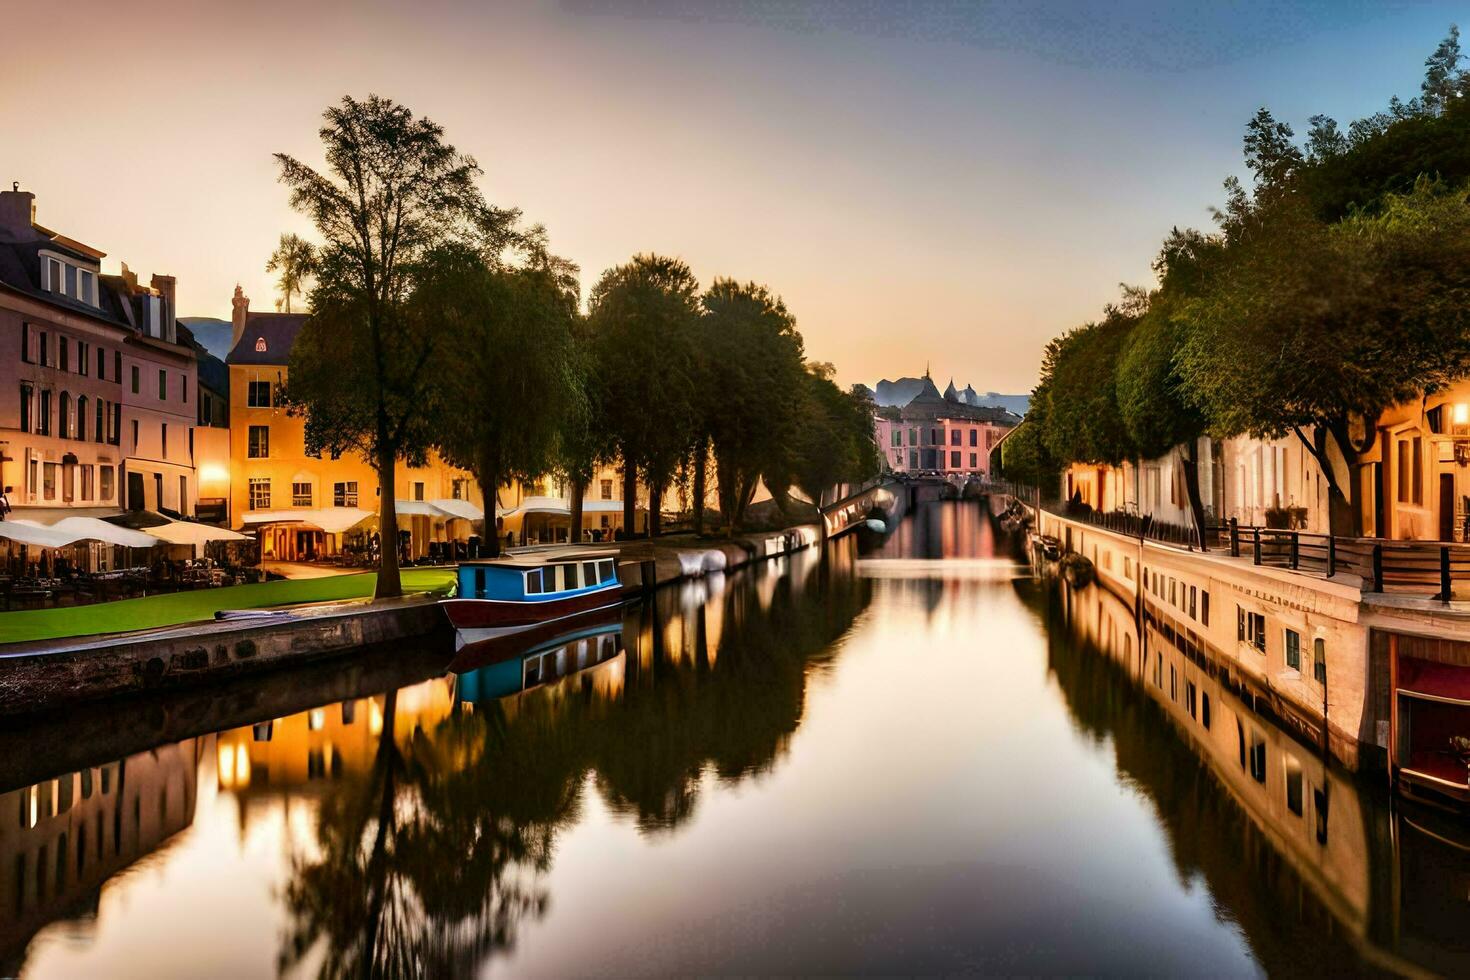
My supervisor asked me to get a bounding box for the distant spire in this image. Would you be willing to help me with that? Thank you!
[924,361,931,379]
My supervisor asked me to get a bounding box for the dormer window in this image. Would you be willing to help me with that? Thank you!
[41,252,98,307]
[255,337,267,352]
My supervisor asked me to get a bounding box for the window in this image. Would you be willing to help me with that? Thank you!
[59,337,69,372]
[1169,578,1176,607]
[95,399,105,444]
[1170,665,1177,701]
[1313,637,1327,684]
[113,351,121,383]
[79,268,95,305]
[42,462,56,501]
[599,558,615,582]
[292,482,312,507]
[413,481,425,501]
[59,392,71,439]
[1201,691,1212,729]
[28,458,36,496]
[131,419,139,450]
[891,429,901,447]
[38,390,51,436]
[39,331,49,366]
[96,346,105,379]
[1284,628,1301,671]
[1237,607,1266,653]
[100,466,113,501]
[19,385,30,433]
[78,341,88,376]
[950,451,960,468]
[950,429,961,446]
[247,381,272,407]
[1189,586,1197,620]
[525,569,543,595]
[81,465,94,501]
[969,428,978,446]
[112,403,120,445]
[1412,436,1423,505]
[161,423,168,458]
[333,481,359,507]
[563,564,580,589]
[248,425,269,458]
[180,374,187,403]
[452,478,468,500]
[76,396,86,441]
[158,369,167,399]
[21,321,30,363]
[909,451,918,469]
[130,365,139,394]
[1285,759,1304,816]
[248,478,271,510]
[1185,680,1197,720]
[969,453,977,468]
[1201,591,1210,627]
[600,478,613,500]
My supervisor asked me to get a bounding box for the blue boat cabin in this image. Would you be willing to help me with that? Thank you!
[457,557,619,601]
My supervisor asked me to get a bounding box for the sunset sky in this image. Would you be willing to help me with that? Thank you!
[3,1,1460,391]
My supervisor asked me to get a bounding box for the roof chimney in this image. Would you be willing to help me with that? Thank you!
[151,274,178,343]
[0,185,37,240]
[231,285,250,349]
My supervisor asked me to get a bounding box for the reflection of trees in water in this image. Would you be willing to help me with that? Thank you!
[597,558,871,832]
[1023,580,1408,977]
[281,553,870,977]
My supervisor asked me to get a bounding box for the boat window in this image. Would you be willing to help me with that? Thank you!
[544,566,560,592]
[564,564,579,589]
[583,561,598,585]
[525,569,542,595]
[599,559,615,582]
[474,568,486,598]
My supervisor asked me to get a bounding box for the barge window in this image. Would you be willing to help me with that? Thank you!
[526,570,542,594]
[583,561,598,584]
[563,564,579,589]
[474,568,486,597]
[599,559,615,582]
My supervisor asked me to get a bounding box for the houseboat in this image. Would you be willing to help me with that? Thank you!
[453,614,624,702]
[440,549,623,648]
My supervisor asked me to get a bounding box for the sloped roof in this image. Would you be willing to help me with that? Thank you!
[226,312,309,366]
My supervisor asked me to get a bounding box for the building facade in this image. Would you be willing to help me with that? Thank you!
[225,288,484,561]
[0,188,197,521]
[873,376,1019,476]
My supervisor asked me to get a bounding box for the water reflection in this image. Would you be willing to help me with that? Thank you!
[6,505,1470,976]
[1042,575,1470,975]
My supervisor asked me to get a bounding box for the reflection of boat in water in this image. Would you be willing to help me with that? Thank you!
[440,550,623,649]
[454,612,624,704]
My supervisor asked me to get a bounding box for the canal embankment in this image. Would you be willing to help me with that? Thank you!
[1013,495,1470,809]
[0,523,826,715]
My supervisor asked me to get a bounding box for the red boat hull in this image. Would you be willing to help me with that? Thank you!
[440,586,622,630]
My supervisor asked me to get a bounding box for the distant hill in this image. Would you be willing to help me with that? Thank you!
[179,317,233,360]
[867,376,1029,416]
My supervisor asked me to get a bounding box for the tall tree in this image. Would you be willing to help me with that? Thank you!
[698,279,806,535]
[430,255,584,557]
[586,255,701,538]
[786,368,879,512]
[265,232,318,313]
[1115,229,1225,547]
[277,95,522,596]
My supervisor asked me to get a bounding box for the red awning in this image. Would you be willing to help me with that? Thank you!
[1399,656,1470,705]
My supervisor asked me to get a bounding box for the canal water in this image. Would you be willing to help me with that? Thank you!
[2,501,1467,977]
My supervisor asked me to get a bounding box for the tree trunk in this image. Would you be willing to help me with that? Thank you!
[1179,441,1209,552]
[1295,425,1352,539]
[649,482,663,538]
[692,439,707,537]
[622,466,638,538]
[475,453,501,558]
[569,477,586,544]
[374,443,402,599]
[360,686,399,972]
[1327,415,1378,537]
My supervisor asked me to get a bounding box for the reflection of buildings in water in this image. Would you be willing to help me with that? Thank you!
[863,500,1002,561]
[215,679,457,799]
[0,740,199,970]
[1053,579,1470,975]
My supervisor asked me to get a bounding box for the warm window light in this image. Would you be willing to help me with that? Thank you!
[1454,402,1469,426]
[198,463,229,484]
[308,708,326,731]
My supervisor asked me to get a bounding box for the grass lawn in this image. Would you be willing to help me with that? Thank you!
[0,568,457,647]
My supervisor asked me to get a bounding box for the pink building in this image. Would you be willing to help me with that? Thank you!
[0,187,197,518]
[873,376,1019,476]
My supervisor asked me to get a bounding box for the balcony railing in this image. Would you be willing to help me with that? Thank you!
[1040,504,1470,602]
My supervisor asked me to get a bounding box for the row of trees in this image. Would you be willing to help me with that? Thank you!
[1004,26,1470,544]
[273,95,877,597]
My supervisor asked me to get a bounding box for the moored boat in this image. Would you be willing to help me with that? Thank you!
[440,549,623,648]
